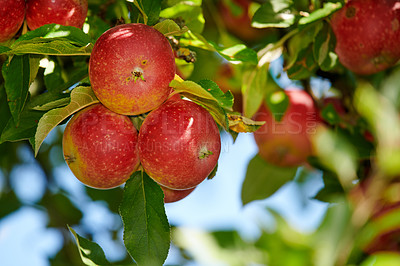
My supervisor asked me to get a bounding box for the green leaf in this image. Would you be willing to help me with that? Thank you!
[313,22,338,71]
[8,40,92,56]
[0,108,44,144]
[31,96,70,111]
[286,46,318,80]
[197,79,234,110]
[265,90,289,122]
[252,0,295,28]
[130,0,161,26]
[241,154,298,205]
[0,190,21,218]
[0,45,11,54]
[179,31,256,63]
[34,86,99,156]
[228,113,265,133]
[285,22,321,79]
[357,207,400,255]
[354,83,400,176]
[242,64,278,118]
[361,253,400,266]
[312,127,358,189]
[320,103,341,125]
[160,1,204,33]
[44,57,64,90]
[313,200,353,266]
[14,24,91,46]
[68,226,110,266]
[0,84,12,135]
[120,171,170,266]
[2,55,33,124]
[313,171,344,203]
[215,44,258,65]
[153,19,188,36]
[298,2,343,27]
[27,91,70,110]
[1,24,93,56]
[170,79,229,129]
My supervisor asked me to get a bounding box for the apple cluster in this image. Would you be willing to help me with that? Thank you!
[331,0,400,75]
[0,0,88,43]
[63,23,221,203]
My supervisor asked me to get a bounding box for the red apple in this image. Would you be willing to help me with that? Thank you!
[161,185,195,203]
[63,104,140,189]
[253,89,319,167]
[218,0,267,42]
[0,0,25,43]
[89,23,176,115]
[138,99,221,190]
[331,0,400,75]
[26,0,88,30]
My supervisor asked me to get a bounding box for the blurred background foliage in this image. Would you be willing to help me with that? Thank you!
[3,0,400,265]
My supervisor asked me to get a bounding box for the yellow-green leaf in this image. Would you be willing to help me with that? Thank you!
[34,86,99,156]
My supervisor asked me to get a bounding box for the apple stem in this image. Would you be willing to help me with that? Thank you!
[198,149,213,159]
[64,154,76,164]
[132,67,145,83]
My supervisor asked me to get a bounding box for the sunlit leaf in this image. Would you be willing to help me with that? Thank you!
[160,1,204,33]
[313,22,337,71]
[68,226,110,266]
[197,79,234,110]
[354,83,400,176]
[34,86,99,156]
[252,0,295,28]
[14,24,91,45]
[1,24,93,56]
[170,77,230,129]
[298,2,342,27]
[120,171,170,265]
[361,252,400,266]
[311,127,358,189]
[153,19,188,36]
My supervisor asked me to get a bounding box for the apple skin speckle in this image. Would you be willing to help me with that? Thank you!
[138,98,221,190]
[0,0,25,43]
[63,104,140,189]
[89,23,176,116]
[26,0,88,30]
[331,0,400,75]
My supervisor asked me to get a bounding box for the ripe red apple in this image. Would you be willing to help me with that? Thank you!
[138,99,221,190]
[26,0,88,30]
[63,104,140,189]
[253,89,320,167]
[161,185,195,203]
[89,23,176,116]
[0,0,25,43]
[331,0,400,75]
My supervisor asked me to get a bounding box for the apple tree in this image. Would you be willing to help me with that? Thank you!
[1,0,400,265]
